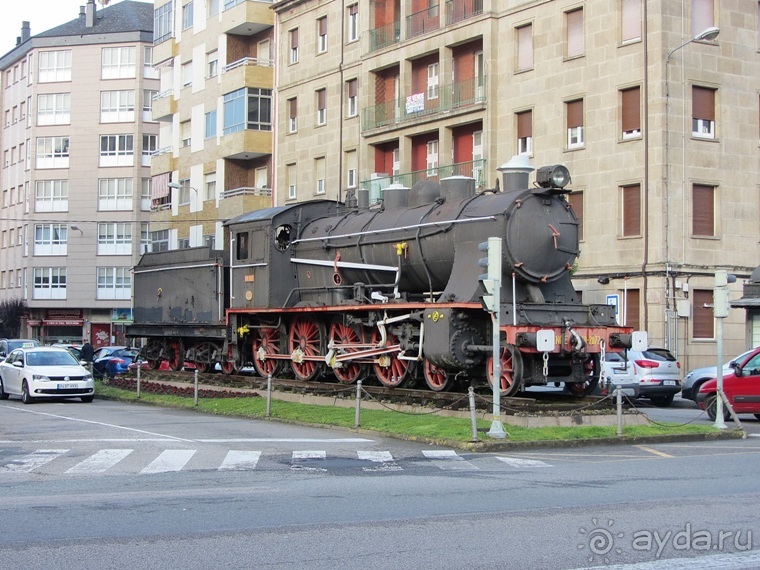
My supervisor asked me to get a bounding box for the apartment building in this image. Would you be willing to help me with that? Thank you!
[272,0,760,371]
[148,0,275,252]
[0,0,158,347]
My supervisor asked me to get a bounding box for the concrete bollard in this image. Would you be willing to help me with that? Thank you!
[266,374,272,417]
[616,386,623,436]
[469,386,479,442]
[354,380,362,428]
[136,363,141,399]
[194,368,199,406]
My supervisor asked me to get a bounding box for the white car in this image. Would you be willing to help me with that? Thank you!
[0,347,94,404]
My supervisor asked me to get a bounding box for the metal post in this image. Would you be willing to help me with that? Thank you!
[193,368,199,406]
[354,379,362,428]
[266,374,272,417]
[136,363,141,399]
[468,386,478,442]
[616,386,623,436]
[714,315,726,429]
[487,281,506,439]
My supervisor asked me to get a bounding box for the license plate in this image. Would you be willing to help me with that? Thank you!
[57,382,80,389]
[663,380,676,386]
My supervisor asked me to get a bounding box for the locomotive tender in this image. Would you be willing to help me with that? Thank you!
[128,159,634,395]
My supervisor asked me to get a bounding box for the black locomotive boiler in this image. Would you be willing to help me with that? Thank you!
[129,160,634,395]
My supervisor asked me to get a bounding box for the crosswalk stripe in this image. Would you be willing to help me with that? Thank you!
[0,449,68,473]
[358,450,402,471]
[293,450,326,460]
[496,456,552,468]
[66,449,134,474]
[219,450,261,471]
[422,449,478,470]
[140,450,196,474]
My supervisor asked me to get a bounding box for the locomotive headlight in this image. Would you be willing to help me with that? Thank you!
[536,165,571,189]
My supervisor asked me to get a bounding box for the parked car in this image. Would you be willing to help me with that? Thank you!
[697,346,760,421]
[681,348,757,402]
[51,343,83,361]
[0,346,94,404]
[0,339,40,358]
[92,346,140,379]
[592,347,681,406]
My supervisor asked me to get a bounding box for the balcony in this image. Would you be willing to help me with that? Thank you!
[151,89,176,121]
[220,129,272,160]
[445,0,483,26]
[218,186,272,220]
[150,148,174,175]
[362,75,486,132]
[359,159,487,200]
[407,4,440,39]
[222,0,274,36]
[152,37,177,66]
[221,58,274,93]
[368,20,400,52]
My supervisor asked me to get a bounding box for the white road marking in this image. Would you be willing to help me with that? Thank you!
[65,449,133,474]
[422,449,478,470]
[196,438,374,443]
[358,450,402,471]
[636,445,674,458]
[568,550,760,569]
[496,456,552,468]
[291,450,326,471]
[219,450,261,471]
[140,450,197,474]
[0,449,68,473]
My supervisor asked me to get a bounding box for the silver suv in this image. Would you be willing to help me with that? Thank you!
[601,347,681,407]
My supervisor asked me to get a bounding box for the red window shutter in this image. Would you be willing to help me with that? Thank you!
[622,87,640,132]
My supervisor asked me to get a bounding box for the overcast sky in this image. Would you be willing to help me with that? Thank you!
[1,0,137,57]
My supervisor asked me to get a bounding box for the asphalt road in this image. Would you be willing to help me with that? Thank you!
[1,398,759,569]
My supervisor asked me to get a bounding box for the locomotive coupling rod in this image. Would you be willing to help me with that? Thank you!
[465,344,498,353]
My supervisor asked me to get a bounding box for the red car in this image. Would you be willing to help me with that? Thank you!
[696,347,760,421]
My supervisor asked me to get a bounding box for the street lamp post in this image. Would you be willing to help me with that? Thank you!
[168,181,200,246]
[663,26,720,351]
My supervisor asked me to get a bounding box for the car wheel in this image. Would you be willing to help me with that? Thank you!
[704,394,727,422]
[650,394,674,407]
[21,381,33,404]
[81,396,94,403]
[0,376,8,400]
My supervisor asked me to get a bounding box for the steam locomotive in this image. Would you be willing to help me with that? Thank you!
[127,159,634,396]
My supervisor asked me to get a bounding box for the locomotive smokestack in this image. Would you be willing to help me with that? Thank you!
[497,155,535,192]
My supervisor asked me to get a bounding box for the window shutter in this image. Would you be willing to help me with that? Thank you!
[692,184,714,236]
[348,79,357,98]
[517,25,533,70]
[621,0,641,42]
[567,9,584,57]
[693,289,714,338]
[691,0,714,37]
[567,100,583,128]
[318,89,326,110]
[319,17,327,35]
[517,111,532,138]
[622,184,641,236]
[692,86,715,120]
[289,98,297,118]
[291,29,299,49]
[622,87,640,132]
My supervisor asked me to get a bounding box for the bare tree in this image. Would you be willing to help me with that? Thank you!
[0,299,27,338]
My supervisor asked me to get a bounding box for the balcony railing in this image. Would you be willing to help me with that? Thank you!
[360,159,487,201]
[222,56,274,72]
[224,0,273,9]
[362,75,486,131]
[368,20,401,52]
[445,0,483,25]
[221,186,272,198]
[152,89,173,101]
[407,4,441,39]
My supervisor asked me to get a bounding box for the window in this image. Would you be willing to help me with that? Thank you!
[289,29,299,64]
[181,120,191,147]
[151,229,169,252]
[100,90,135,123]
[566,8,584,59]
[98,178,133,211]
[37,93,71,125]
[426,140,439,176]
[347,4,358,42]
[154,2,174,44]
[568,192,584,241]
[517,24,533,71]
[288,164,297,200]
[692,184,715,237]
[142,134,157,166]
[692,0,714,38]
[36,137,70,169]
[143,46,155,76]
[223,87,272,134]
[316,89,326,125]
[38,50,71,82]
[621,184,641,237]
[566,99,584,149]
[141,222,151,253]
[34,224,67,256]
[205,110,217,138]
[35,180,68,212]
[621,0,641,43]
[177,179,191,205]
[205,172,216,201]
[141,178,151,211]
[692,86,716,139]
[33,267,66,300]
[182,61,193,87]
[97,267,132,300]
[317,17,328,53]
[427,63,439,100]
[346,150,357,189]
[315,157,326,195]
[97,223,132,255]
[288,98,298,133]
[692,289,714,339]
[182,1,194,30]
[236,232,249,260]
[178,238,191,249]
[621,87,641,139]
[517,110,533,155]
[143,90,157,120]
[346,79,358,117]
[207,51,218,78]
[102,47,136,79]
[209,0,220,17]
[100,135,134,167]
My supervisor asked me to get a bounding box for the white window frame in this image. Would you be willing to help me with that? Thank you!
[316,89,326,126]
[141,178,152,211]
[317,17,328,54]
[97,223,132,256]
[142,134,157,166]
[98,178,133,211]
[96,267,132,300]
[182,1,194,30]
[36,136,70,169]
[101,47,136,79]
[426,140,439,177]
[37,93,71,125]
[34,224,67,256]
[99,135,134,167]
[347,4,359,42]
[35,180,68,212]
[427,63,439,100]
[567,126,584,149]
[100,90,135,123]
[692,118,715,139]
[38,50,71,83]
[33,267,66,300]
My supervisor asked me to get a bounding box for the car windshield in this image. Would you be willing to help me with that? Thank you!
[26,351,79,367]
[113,350,138,359]
[640,349,676,362]
[8,340,40,351]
